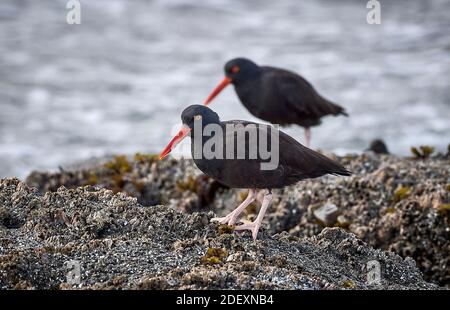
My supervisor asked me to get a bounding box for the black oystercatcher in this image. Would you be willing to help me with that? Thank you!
[160,105,350,240]
[367,139,389,155]
[203,58,348,147]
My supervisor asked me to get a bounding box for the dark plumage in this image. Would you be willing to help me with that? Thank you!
[204,58,348,147]
[367,139,390,155]
[160,105,350,239]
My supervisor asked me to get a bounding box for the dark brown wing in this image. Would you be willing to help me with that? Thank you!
[277,129,351,183]
[193,120,351,189]
[263,67,348,122]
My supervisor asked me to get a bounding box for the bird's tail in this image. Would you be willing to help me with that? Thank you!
[303,147,352,178]
[330,166,352,176]
[320,154,352,176]
[339,109,349,117]
[330,102,348,117]
[321,97,348,117]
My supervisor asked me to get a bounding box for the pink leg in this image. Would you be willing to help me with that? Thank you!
[305,128,311,148]
[234,191,273,240]
[211,189,257,225]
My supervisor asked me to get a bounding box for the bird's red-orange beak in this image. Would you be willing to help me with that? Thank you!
[159,124,191,160]
[204,76,232,105]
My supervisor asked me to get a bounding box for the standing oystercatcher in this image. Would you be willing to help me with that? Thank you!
[204,58,348,147]
[160,105,350,240]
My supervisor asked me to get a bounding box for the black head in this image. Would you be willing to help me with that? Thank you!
[181,105,220,130]
[224,58,261,83]
[204,58,262,105]
[160,105,221,160]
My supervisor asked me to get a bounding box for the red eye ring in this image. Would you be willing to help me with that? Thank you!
[231,65,240,73]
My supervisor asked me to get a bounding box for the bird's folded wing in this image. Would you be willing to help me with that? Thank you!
[269,69,323,118]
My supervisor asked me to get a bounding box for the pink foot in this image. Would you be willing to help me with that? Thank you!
[234,192,273,240]
[211,212,237,225]
[210,189,257,226]
[234,221,261,240]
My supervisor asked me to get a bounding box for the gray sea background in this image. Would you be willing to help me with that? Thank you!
[0,0,449,178]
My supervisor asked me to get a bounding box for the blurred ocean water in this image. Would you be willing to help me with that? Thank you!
[0,0,449,178]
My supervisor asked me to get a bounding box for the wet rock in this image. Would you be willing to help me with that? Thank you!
[367,139,389,155]
[0,178,442,289]
[313,203,340,226]
[23,152,450,287]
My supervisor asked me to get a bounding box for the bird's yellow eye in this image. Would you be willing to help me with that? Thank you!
[194,115,202,121]
[231,65,240,73]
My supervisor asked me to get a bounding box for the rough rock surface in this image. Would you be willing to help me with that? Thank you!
[0,178,440,289]
[24,152,450,287]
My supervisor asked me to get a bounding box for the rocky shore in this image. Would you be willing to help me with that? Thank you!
[1,149,449,289]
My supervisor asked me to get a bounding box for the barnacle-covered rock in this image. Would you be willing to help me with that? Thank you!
[23,152,450,287]
[0,178,441,289]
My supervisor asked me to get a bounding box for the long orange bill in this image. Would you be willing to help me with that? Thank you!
[159,124,191,160]
[203,76,232,105]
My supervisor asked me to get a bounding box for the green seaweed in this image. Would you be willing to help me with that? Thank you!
[85,173,98,186]
[385,207,396,214]
[176,175,197,192]
[393,186,411,202]
[103,156,129,193]
[239,191,258,216]
[104,155,131,174]
[342,279,355,289]
[201,247,228,265]
[102,155,144,194]
[410,145,434,159]
[133,153,159,163]
[437,204,450,217]
[218,224,235,235]
[111,174,125,193]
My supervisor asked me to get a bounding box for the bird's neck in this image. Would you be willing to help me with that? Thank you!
[233,69,262,87]
[189,121,226,160]
[234,76,262,111]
